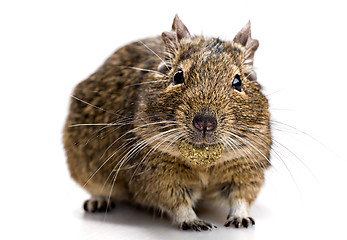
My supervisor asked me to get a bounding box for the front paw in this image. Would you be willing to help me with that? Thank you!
[180,219,217,231]
[83,197,116,213]
[224,216,255,228]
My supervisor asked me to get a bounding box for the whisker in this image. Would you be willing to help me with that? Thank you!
[231,124,305,196]
[220,134,263,179]
[69,113,176,150]
[123,66,167,76]
[138,40,169,70]
[126,79,170,87]
[69,123,119,127]
[81,120,179,189]
[162,131,185,153]
[221,129,270,167]
[71,95,129,118]
[223,133,263,171]
[235,123,316,177]
[130,131,181,180]
[110,127,180,183]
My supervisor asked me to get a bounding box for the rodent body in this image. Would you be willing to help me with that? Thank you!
[63,15,271,230]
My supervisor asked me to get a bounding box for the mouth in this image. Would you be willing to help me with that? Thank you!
[177,140,224,166]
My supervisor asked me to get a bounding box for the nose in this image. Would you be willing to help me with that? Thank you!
[192,115,217,132]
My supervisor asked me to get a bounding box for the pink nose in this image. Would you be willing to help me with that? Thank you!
[192,115,217,132]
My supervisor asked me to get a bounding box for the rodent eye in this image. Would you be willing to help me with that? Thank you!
[173,69,184,85]
[232,74,242,92]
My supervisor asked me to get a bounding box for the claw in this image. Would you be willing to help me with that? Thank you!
[224,216,255,228]
[83,197,115,213]
[180,219,215,231]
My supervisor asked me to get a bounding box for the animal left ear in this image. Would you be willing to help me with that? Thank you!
[233,21,259,81]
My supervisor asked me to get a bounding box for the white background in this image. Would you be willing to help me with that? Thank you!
[1,0,347,239]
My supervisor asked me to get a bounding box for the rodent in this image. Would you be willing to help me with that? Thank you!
[63,15,272,231]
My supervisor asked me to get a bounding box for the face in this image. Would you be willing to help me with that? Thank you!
[140,37,271,165]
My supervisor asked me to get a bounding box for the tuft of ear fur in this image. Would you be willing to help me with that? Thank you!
[233,21,259,81]
[159,15,191,73]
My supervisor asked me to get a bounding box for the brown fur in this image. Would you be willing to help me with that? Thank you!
[63,15,271,231]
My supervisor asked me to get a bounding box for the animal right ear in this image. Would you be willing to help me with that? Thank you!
[162,15,191,52]
[159,15,191,74]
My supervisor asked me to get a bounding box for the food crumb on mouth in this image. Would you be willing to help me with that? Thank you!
[177,140,224,166]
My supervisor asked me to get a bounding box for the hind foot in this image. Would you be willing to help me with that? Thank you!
[83,197,116,213]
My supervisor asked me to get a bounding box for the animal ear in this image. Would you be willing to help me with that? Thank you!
[159,15,191,73]
[171,14,191,40]
[233,21,259,81]
[162,15,191,51]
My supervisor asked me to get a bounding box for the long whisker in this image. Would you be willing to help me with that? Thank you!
[102,122,178,165]
[270,120,335,155]
[231,124,305,195]
[222,132,263,171]
[110,127,180,181]
[126,79,170,87]
[71,95,130,118]
[130,130,182,180]
[234,123,313,174]
[69,113,176,150]
[82,121,178,189]
[222,129,271,167]
[123,66,167,76]
[139,40,169,70]
[220,134,263,179]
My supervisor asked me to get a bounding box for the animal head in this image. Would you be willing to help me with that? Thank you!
[137,15,271,166]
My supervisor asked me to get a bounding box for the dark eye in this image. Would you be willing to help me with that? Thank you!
[173,69,184,85]
[232,74,242,92]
